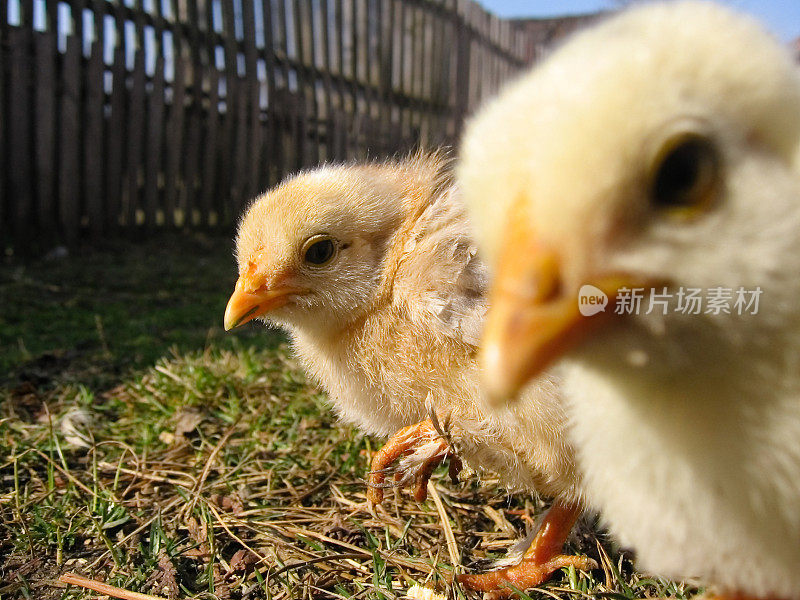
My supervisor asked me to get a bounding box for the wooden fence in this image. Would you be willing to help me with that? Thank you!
[0,0,532,251]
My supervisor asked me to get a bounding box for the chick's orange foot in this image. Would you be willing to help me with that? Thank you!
[458,555,595,600]
[458,501,594,599]
[367,418,460,505]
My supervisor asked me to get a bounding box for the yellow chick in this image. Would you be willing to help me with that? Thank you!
[458,2,800,598]
[224,153,590,595]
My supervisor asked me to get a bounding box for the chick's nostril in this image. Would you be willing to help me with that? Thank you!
[514,251,563,303]
[238,264,275,294]
[531,262,563,303]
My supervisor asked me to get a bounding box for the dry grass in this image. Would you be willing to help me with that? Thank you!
[0,235,699,600]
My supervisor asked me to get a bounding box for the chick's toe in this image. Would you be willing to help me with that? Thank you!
[458,501,594,598]
[367,418,456,505]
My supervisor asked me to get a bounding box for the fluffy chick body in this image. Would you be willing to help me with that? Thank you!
[459,2,800,597]
[231,154,580,501]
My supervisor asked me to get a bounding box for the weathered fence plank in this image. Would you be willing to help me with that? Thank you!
[144,1,166,230]
[0,0,6,240]
[34,31,58,238]
[271,0,288,182]
[165,41,187,226]
[242,0,261,201]
[291,0,309,169]
[199,0,219,226]
[297,0,317,165]
[106,6,126,232]
[259,0,277,186]
[59,34,81,245]
[85,39,105,239]
[201,66,220,227]
[181,0,203,226]
[318,0,334,163]
[219,0,237,219]
[8,27,33,241]
[145,55,166,230]
[127,44,147,228]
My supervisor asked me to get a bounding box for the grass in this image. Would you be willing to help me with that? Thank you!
[0,234,698,600]
[0,233,269,388]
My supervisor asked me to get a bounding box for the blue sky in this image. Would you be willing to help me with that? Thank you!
[478,1,800,41]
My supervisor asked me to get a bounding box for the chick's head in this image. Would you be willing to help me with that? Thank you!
[225,164,411,335]
[458,1,800,399]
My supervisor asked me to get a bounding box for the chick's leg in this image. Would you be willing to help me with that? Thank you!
[458,501,593,599]
[367,419,459,504]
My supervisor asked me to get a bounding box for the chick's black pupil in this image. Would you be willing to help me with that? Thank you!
[653,138,713,208]
[305,239,334,265]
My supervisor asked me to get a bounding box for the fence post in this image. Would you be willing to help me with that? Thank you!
[59,31,81,245]
[164,0,187,229]
[259,0,278,186]
[453,0,471,137]
[242,0,261,203]
[143,2,166,232]
[8,25,33,244]
[106,5,126,234]
[0,0,6,247]
[85,33,105,239]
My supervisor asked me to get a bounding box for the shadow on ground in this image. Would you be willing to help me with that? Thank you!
[0,232,281,389]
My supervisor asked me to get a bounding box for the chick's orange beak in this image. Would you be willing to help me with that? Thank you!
[224,273,302,331]
[481,220,636,405]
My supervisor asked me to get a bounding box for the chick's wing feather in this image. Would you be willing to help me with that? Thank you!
[392,185,489,347]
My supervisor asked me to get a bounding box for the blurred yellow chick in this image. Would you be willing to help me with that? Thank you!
[225,153,591,596]
[459,2,800,598]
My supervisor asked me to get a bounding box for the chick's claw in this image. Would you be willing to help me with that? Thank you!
[458,501,595,599]
[367,418,458,505]
[448,455,463,484]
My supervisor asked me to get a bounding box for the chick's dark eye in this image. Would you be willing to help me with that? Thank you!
[651,134,719,212]
[304,238,335,265]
